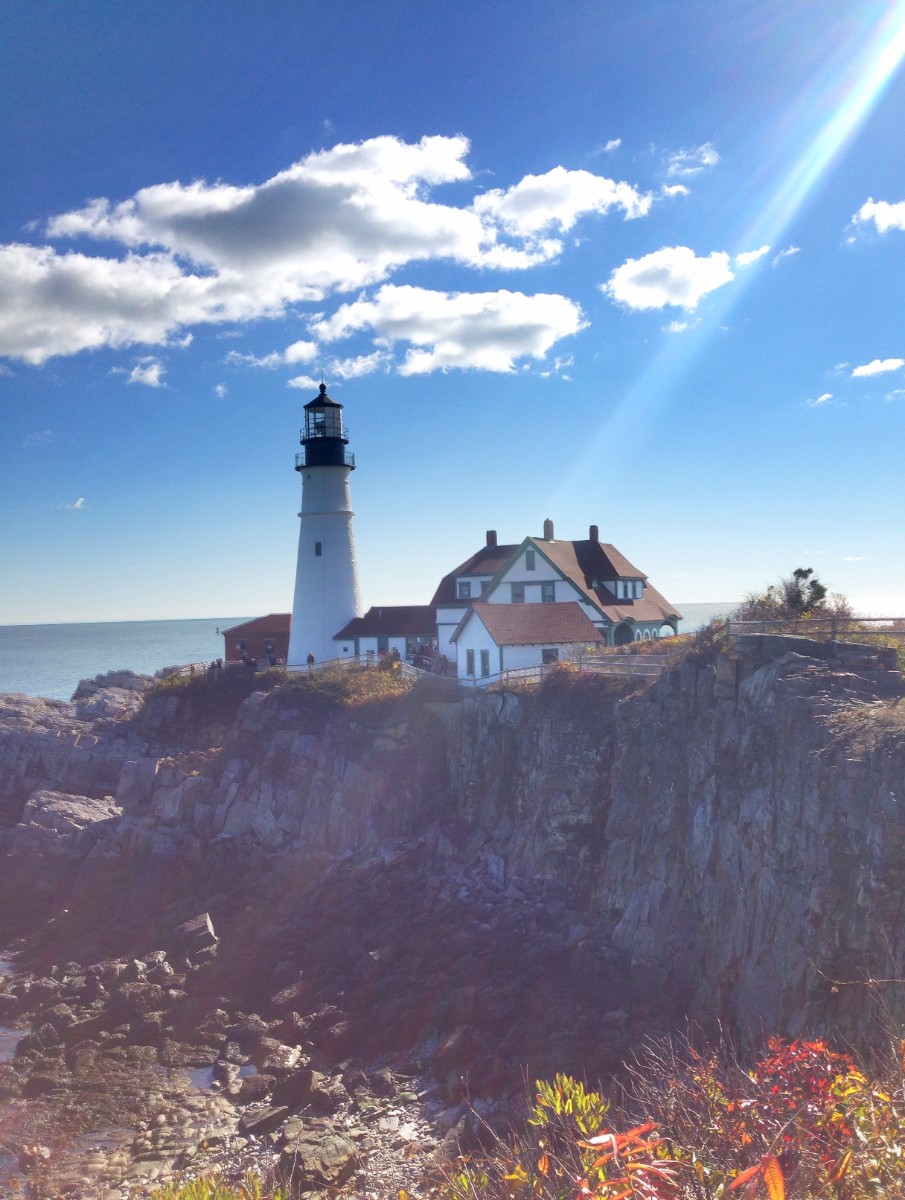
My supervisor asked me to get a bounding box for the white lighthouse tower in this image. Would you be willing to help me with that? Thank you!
[287,383,362,666]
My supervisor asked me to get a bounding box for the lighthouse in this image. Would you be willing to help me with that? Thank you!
[287,383,362,666]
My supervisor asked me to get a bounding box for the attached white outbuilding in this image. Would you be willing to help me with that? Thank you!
[451,600,605,682]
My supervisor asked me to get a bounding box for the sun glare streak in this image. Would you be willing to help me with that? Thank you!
[544,1,905,524]
[741,0,905,248]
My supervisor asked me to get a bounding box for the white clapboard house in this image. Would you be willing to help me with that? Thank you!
[432,520,681,683]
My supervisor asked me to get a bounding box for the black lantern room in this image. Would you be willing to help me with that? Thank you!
[296,383,355,470]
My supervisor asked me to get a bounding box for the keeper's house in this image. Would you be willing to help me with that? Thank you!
[433,520,681,681]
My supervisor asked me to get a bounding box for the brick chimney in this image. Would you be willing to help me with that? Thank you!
[543,518,554,540]
[486,530,497,548]
[589,524,599,542]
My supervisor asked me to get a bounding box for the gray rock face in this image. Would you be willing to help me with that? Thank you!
[0,691,143,827]
[1,636,904,1044]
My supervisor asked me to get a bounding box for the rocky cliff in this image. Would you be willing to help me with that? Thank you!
[2,638,904,1047]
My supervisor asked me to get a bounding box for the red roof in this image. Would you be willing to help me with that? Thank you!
[431,544,519,605]
[452,602,605,646]
[222,613,291,636]
[528,538,682,623]
[333,605,436,639]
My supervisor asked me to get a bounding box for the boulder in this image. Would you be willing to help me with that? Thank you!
[279,1129,358,1190]
[173,913,218,955]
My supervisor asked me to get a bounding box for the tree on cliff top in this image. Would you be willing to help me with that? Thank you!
[733,567,854,624]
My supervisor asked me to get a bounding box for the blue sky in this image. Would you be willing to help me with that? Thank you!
[2,0,905,624]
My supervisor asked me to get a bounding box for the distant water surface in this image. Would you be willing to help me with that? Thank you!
[0,617,251,701]
[674,601,734,631]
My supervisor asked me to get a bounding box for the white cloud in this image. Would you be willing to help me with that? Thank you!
[287,374,321,391]
[666,142,719,177]
[843,556,868,562]
[226,339,317,370]
[473,165,652,238]
[853,198,905,233]
[603,246,734,311]
[214,383,228,398]
[62,497,87,510]
[663,318,698,333]
[661,184,690,198]
[885,387,905,401]
[735,245,770,266]
[851,357,904,377]
[806,392,833,407]
[772,245,800,265]
[331,350,391,379]
[312,283,585,374]
[539,354,574,379]
[603,139,621,153]
[127,356,166,387]
[22,428,55,447]
[0,244,238,365]
[1,135,656,366]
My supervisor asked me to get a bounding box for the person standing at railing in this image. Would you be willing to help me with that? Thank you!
[306,651,315,669]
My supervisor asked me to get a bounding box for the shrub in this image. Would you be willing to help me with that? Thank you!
[437,1038,905,1200]
[147,1173,287,1200]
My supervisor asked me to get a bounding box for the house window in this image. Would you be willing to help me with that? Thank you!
[265,641,274,654]
[616,580,624,599]
[542,648,559,665]
[480,649,490,677]
[541,581,555,603]
[636,581,644,598]
[236,640,247,651]
[511,582,525,603]
[480,580,490,595]
[466,649,475,675]
[525,550,536,571]
[315,542,322,557]
[457,580,472,599]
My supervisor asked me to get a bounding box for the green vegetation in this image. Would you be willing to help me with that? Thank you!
[147,1173,287,1200]
[137,661,415,742]
[824,696,905,755]
[733,567,847,624]
[437,1037,905,1200]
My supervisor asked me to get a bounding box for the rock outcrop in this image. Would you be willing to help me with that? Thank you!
[1,637,904,1045]
[2,636,905,1195]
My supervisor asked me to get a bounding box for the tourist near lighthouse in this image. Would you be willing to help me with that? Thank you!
[287,383,363,667]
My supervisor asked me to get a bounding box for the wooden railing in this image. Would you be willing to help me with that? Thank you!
[459,652,675,689]
[725,615,905,640]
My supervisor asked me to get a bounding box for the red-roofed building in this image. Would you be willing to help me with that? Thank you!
[452,601,604,680]
[222,614,291,664]
[333,605,437,661]
[433,521,681,679]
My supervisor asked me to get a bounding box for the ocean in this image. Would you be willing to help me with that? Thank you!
[0,603,733,702]
[0,617,251,702]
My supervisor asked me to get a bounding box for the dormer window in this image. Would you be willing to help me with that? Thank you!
[525,550,536,571]
[511,582,525,603]
[457,580,472,599]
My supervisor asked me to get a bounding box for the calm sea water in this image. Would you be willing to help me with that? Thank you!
[0,617,252,701]
[0,603,732,702]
